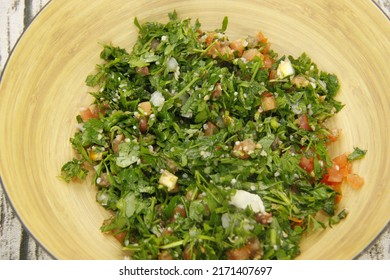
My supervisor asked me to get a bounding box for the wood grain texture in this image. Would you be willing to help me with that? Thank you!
[0,0,389,260]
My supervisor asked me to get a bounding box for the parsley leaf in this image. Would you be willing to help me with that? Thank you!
[60,159,88,183]
[348,147,367,162]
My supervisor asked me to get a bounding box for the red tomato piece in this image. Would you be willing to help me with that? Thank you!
[269,69,277,80]
[299,156,314,174]
[298,114,311,131]
[261,92,277,111]
[332,153,348,169]
[262,54,274,69]
[112,229,127,244]
[256,32,268,44]
[229,39,245,57]
[80,107,98,122]
[242,48,263,62]
[346,174,364,189]
[328,128,341,143]
[326,165,344,183]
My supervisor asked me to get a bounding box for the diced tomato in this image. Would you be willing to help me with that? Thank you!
[328,128,341,143]
[208,42,234,60]
[242,48,263,62]
[332,153,348,169]
[326,164,344,183]
[262,54,274,69]
[256,32,268,44]
[261,92,277,111]
[321,175,343,203]
[321,174,340,187]
[112,229,127,244]
[339,164,352,177]
[321,152,364,203]
[80,106,99,122]
[324,154,347,184]
[298,114,311,131]
[261,44,270,55]
[289,216,304,228]
[334,194,343,204]
[332,154,351,177]
[269,69,277,80]
[346,174,364,189]
[205,32,216,46]
[299,156,314,174]
[229,39,245,57]
[207,41,220,57]
[233,139,257,159]
[218,45,234,60]
[324,153,354,184]
[320,151,365,203]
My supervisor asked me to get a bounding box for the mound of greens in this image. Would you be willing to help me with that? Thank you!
[61,12,365,260]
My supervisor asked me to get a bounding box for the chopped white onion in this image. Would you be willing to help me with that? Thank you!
[229,190,266,213]
[276,58,295,79]
[221,213,230,228]
[150,91,165,108]
[167,57,179,72]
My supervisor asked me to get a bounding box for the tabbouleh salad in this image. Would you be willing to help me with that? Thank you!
[60,11,366,260]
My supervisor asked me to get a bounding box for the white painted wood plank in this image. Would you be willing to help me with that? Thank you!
[358,225,390,260]
[24,235,53,260]
[0,189,23,260]
[376,0,390,15]
[30,0,50,17]
[0,0,25,72]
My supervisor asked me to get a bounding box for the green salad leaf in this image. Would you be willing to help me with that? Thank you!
[348,147,368,162]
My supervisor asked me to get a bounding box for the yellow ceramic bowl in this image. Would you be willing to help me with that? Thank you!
[0,0,389,259]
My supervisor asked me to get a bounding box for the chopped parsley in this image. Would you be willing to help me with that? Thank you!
[61,11,366,260]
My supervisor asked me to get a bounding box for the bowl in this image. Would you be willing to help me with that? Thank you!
[0,0,389,260]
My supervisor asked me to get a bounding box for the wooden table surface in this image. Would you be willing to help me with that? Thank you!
[1,0,389,260]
